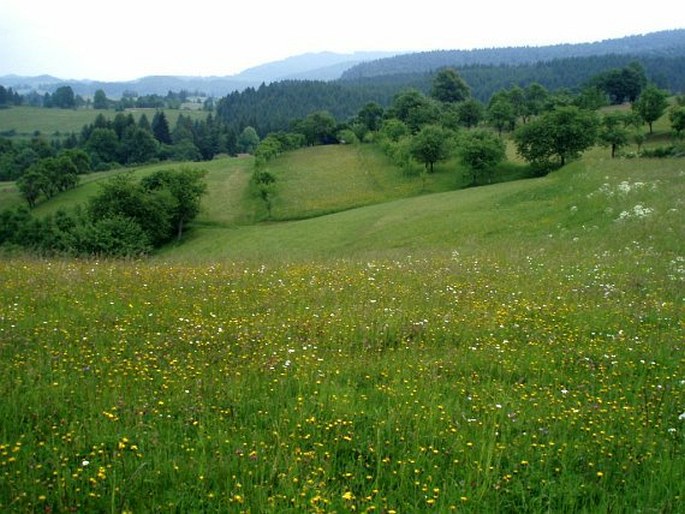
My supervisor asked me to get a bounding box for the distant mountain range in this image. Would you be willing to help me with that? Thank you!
[1,29,683,99]
[0,51,399,98]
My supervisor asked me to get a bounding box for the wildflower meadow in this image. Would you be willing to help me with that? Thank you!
[1,243,682,512]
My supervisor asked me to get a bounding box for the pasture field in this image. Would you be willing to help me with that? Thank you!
[260,145,531,222]
[1,144,684,512]
[0,106,208,140]
[0,244,683,512]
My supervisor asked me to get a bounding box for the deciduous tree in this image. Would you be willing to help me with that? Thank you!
[455,99,484,128]
[669,105,685,138]
[89,173,175,246]
[93,89,109,109]
[296,111,337,145]
[633,85,669,134]
[86,128,120,166]
[409,125,453,173]
[599,112,630,157]
[50,86,76,108]
[16,169,47,208]
[458,129,506,185]
[237,126,260,153]
[487,92,517,135]
[140,167,208,240]
[513,106,599,169]
[431,68,470,104]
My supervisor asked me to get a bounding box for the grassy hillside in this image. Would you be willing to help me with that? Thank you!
[0,140,521,223]
[159,147,683,262]
[0,106,208,139]
[1,128,681,263]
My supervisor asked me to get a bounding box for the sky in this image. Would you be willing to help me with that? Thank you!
[1,0,683,82]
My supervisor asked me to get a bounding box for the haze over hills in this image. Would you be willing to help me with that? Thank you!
[1,29,683,98]
[0,51,400,98]
[233,51,399,81]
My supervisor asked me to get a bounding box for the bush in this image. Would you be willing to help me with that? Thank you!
[640,146,676,158]
[70,216,152,257]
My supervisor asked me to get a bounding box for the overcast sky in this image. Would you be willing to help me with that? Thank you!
[1,0,682,81]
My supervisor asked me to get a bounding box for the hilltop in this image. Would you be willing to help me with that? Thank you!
[341,29,685,78]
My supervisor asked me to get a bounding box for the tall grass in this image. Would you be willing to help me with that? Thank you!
[0,241,682,512]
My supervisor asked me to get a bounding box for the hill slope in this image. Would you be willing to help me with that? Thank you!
[157,146,683,263]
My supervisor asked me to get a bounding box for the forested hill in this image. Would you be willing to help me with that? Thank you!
[216,51,685,136]
[341,29,685,79]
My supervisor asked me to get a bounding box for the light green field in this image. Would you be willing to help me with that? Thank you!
[0,116,683,512]
[0,106,207,139]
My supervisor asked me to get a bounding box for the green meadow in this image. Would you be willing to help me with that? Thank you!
[0,106,207,140]
[0,117,684,512]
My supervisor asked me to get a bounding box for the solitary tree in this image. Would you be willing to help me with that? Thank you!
[633,85,669,134]
[253,170,276,218]
[409,125,453,173]
[599,111,630,158]
[458,129,506,185]
[670,105,685,138]
[254,135,283,168]
[514,106,599,169]
[593,62,647,104]
[93,89,109,109]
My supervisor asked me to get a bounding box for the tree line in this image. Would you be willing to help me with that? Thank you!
[1,109,236,187]
[1,84,211,111]
[214,54,685,139]
[0,86,22,108]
